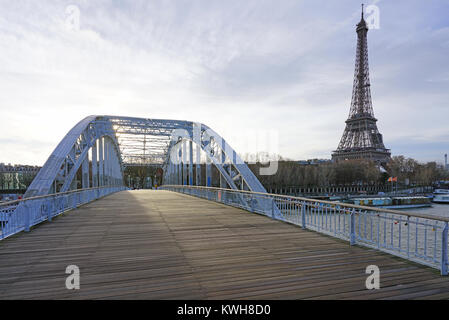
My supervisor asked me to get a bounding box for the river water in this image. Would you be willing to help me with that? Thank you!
[401,203,449,219]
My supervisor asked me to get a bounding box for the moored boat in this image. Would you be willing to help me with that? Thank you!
[432,189,449,204]
[350,196,431,209]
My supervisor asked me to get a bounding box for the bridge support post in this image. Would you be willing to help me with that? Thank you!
[192,122,201,186]
[109,143,114,187]
[301,202,306,229]
[206,156,211,187]
[92,141,98,187]
[219,145,227,189]
[104,139,109,186]
[166,162,171,185]
[109,140,114,186]
[110,141,114,186]
[24,202,30,232]
[196,142,201,186]
[99,137,104,186]
[108,140,112,186]
[82,154,90,189]
[174,160,177,185]
[350,209,356,245]
[107,140,112,186]
[441,222,448,276]
[106,140,111,186]
[177,144,182,185]
[113,147,120,186]
[182,140,187,185]
[188,140,193,186]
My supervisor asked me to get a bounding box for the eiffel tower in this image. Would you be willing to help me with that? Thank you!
[332,5,391,164]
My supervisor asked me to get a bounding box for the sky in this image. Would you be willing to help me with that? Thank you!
[0,0,448,166]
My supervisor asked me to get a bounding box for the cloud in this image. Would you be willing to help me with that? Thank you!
[0,0,448,166]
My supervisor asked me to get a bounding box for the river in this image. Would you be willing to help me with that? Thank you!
[404,203,449,219]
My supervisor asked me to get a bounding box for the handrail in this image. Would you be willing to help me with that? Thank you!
[1,186,127,240]
[0,186,119,207]
[161,185,448,222]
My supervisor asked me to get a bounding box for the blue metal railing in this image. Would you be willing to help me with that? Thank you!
[0,186,127,240]
[160,185,449,276]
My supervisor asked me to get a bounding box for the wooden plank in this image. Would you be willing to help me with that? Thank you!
[0,190,446,300]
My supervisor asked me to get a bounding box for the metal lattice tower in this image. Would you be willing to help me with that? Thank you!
[332,6,390,164]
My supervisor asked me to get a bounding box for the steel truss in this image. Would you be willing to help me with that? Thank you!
[25,115,267,198]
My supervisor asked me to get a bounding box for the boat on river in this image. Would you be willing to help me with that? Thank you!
[350,196,431,209]
[432,189,449,204]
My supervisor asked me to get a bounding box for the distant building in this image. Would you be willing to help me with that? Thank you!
[297,159,332,165]
[0,163,41,190]
[0,163,41,173]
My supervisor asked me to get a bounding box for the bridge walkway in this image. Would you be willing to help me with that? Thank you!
[0,190,448,300]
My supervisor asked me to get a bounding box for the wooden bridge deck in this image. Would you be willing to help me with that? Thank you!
[0,190,448,300]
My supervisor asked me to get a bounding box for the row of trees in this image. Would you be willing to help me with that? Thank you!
[247,156,449,189]
[387,156,448,185]
[2,155,446,192]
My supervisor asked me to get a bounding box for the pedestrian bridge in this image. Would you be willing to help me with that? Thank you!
[1,115,449,299]
[1,189,448,300]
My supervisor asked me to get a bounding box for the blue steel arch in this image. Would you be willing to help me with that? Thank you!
[25,116,267,198]
[25,116,123,197]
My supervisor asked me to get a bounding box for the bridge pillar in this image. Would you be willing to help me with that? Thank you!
[188,140,193,186]
[109,140,114,186]
[92,141,98,187]
[114,148,118,186]
[165,162,170,185]
[111,147,117,186]
[177,144,182,185]
[113,148,117,186]
[177,158,181,185]
[195,136,201,186]
[171,162,174,185]
[206,155,212,187]
[82,153,90,189]
[108,139,114,186]
[219,145,227,189]
[182,140,187,185]
[99,137,104,186]
[109,141,113,186]
[107,139,112,186]
[113,150,118,186]
[104,139,108,186]
[104,139,109,186]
